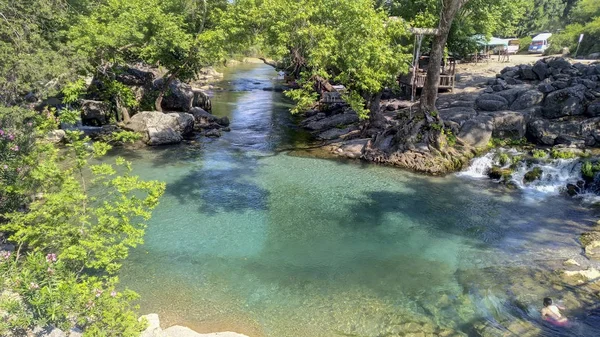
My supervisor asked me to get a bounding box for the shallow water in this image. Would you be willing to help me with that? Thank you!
[118,64,600,336]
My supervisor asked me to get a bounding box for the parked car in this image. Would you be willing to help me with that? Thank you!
[529,33,552,53]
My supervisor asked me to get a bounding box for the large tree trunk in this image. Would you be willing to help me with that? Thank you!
[154,72,178,112]
[419,0,467,149]
[420,0,465,114]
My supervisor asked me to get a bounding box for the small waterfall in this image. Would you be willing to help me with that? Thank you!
[459,149,600,202]
[457,152,496,178]
[509,159,581,197]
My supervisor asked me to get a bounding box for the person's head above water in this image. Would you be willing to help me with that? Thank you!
[544,297,553,307]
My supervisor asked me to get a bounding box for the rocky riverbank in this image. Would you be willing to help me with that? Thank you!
[297,57,600,175]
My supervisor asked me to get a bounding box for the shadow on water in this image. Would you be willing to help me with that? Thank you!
[165,148,269,215]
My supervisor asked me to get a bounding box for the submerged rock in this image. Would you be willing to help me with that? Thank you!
[523,167,543,183]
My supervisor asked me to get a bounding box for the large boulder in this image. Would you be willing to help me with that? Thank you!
[192,89,212,111]
[189,107,217,124]
[437,107,477,126]
[81,100,110,126]
[476,94,509,112]
[519,65,537,80]
[542,85,586,118]
[304,111,359,131]
[527,118,582,145]
[153,79,194,112]
[489,110,530,138]
[532,61,549,80]
[547,57,572,70]
[510,90,544,110]
[587,101,600,117]
[458,115,494,148]
[115,66,155,86]
[495,86,530,105]
[125,111,194,145]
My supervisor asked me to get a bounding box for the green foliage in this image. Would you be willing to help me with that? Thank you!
[0,107,165,335]
[519,36,533,53]
[0,252,144,336]
[550,148,577,159]
[581,161,600,179]
[0,1,85,106]
[488,137,529,148]
[230,0,411,119]
[498,153,511,166]
[524,166,543,182]
[546,0,600,56]
[532,149,547,159]
[62,80,87,105]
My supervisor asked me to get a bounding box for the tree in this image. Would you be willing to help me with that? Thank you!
[68,0,227,113]
[227,0,411,121]
[0,0,84,106]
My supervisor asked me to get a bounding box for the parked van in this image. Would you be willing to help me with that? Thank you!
[528,33,552,53]
[506,39,520,54]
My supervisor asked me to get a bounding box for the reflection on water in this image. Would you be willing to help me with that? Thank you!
[118,64,600,336]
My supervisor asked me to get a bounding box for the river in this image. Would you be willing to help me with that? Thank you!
[118,63,600,336]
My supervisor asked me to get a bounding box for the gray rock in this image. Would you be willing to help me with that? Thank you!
[553,81,569,89]
[81,100,110,126]
[304,112,359,131]
[35,327,66,337]
[458,115,494,148]
[153,79,194,112]
[477,100,508,111]
[489,110,530,138]
[216,116,230,127]
[125,111,194,145]
[317,126,358,140]
[520,65,537,80]
[582,79,597,89]
[548,57,571,70]
[527,118,582,145]
[189,107,217,124]
[587,101,600,117]
[495,87,528,105]
[192,89,212,111]
[588,53,600,59]
[542,85,586,118]
[204,129,222,138]
[501,70,518,79]
[46,129,66,143]
[140,314,166,337]
[337,139,368,159]
[438,107,477,126]
[538,83,556,93]
[510,90,544,110]
[116,66,155,86]
[532,61,549,80]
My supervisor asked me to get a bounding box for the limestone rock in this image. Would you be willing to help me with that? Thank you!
[116,66,155,86]
[46,129,66,143]
[153,79,194,112]
[317,126,358,140]
[527,118,582,146]
[563,268,600,283]
[304,112,359,131]
[192,89,212,111]
[510,90,544,110]
[532,61,549,80]
[458,116,494,148]
[125,111,194,145]
[587,101,600,117]
[438,107,477,126]
[542,85,586,119]
[81,100,110,126]
[140,314,166,337]
[476,94,508,112]
[336,139,368,159]
[489,110,529,138]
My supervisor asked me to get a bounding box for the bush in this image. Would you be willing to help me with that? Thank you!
[518,36,532,53]
[532,149,547,159]
[0,107,165,335]
[550,148,577,159]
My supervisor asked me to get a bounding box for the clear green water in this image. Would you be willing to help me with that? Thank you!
[118,64,600,336]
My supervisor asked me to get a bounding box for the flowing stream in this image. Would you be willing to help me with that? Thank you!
[117,64,600,337]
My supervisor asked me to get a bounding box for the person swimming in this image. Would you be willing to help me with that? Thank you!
[541,297,568,326]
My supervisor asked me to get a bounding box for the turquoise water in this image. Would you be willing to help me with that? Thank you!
[118,64,600,336]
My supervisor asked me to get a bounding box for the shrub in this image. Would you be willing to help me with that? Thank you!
[532,149,547,159]
[519,36,532,53]
[581,161,600,179]
[550,148,577,159]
